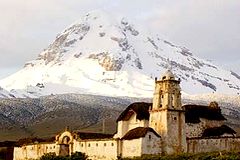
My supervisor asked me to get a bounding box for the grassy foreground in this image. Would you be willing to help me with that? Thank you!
[121,151,240,160]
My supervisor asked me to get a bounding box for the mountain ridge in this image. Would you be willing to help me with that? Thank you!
[0,93,239,141]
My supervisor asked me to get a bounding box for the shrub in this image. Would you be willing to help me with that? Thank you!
[40,153,58,160]
[70,152,88,160]
[39,152,87,160]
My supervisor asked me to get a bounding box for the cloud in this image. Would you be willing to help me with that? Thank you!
[143,1,240,66]
[0,0,117,75]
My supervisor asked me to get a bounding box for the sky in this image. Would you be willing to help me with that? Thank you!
[0,0,239,79]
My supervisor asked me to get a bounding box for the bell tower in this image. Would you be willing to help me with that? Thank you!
[149,70,187,154]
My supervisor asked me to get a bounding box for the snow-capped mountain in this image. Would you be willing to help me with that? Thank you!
[1,10,240,98]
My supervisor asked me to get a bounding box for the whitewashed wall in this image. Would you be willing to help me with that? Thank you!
[121,138,142,158]
[73,139,118,160]
[13,143,57,160]
[141,132,161,155]
[114,113,149,138]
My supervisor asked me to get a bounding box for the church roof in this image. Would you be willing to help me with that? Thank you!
[116,102,151,122]
[0,141,16,147]
[202,125,236,137]
[73,132,113,140]
[184,104,226,123]
[121,127,161,140]
[16,137,56,146]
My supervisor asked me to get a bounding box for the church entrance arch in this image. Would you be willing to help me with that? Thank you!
[56,131,73,156]
[59,136,71,156]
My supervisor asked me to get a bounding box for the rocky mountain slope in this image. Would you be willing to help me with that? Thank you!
[0,93,239,141]
[0,10,240,98]
[0,94,139,140]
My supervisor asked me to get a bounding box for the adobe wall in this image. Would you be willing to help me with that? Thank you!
[121,132,161,158]
[121,138,142,158]
[186,122,204,138]
[187,137,240,153]
[127,114,148,132]
[186,119,224,138]
[141,132,161,155]
[115,113,148,138]
[13,143,57,160]
[73,139,118,160]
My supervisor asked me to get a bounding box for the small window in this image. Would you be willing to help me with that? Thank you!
[111,143,114,146]
[81,144,84,147]
[96,143,98,147]
[88,144,91,147]
[53,146,55,149]
[46,146,48,149]
[104,143,106,147]
[149,135,152,140]
[73,135,77,139]
[160,104,162,108]
[161,95,164,98]
[174,117,177,120]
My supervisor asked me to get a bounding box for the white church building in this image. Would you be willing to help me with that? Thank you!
[13,71,240,160]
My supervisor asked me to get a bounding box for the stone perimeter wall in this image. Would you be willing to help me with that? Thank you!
[13,134,161,160]
[13,137,240,160]
[187,137,240,153]
[13,143,57,160]
[13,140,118,160]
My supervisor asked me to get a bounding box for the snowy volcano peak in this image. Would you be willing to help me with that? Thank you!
[1,10,240,97]
[29,11,142,70]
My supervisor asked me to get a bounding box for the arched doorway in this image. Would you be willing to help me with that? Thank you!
[56,130,74,157]
[59,136,71,156]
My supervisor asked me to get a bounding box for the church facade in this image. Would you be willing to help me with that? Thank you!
[13,71,240,160]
